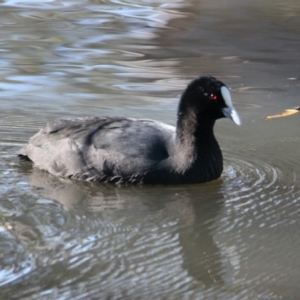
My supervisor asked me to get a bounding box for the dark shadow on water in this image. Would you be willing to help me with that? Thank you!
[7,165,228,297]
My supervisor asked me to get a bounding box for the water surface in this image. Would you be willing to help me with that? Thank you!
[0,0,300,299]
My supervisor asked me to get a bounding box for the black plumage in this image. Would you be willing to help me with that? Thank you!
[18,76,241,184]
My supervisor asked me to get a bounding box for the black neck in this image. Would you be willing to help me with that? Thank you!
[173,108,223,182]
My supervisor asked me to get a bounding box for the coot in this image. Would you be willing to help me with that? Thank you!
[18,76,241,184]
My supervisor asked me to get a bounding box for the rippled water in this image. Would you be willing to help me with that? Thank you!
[1,0,300,299]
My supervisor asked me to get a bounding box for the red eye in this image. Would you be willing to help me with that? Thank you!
[210,94,218,101]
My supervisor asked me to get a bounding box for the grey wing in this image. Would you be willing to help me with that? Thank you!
[18,117,175,181]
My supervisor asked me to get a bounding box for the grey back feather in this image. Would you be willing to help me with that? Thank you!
[18,117,176,183]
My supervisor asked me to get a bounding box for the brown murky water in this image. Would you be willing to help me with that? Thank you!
[0,0,300,299]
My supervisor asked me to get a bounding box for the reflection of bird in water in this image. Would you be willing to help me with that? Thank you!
[27,169,127,212]
[22,168,229,290]
[18,76,240,185]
